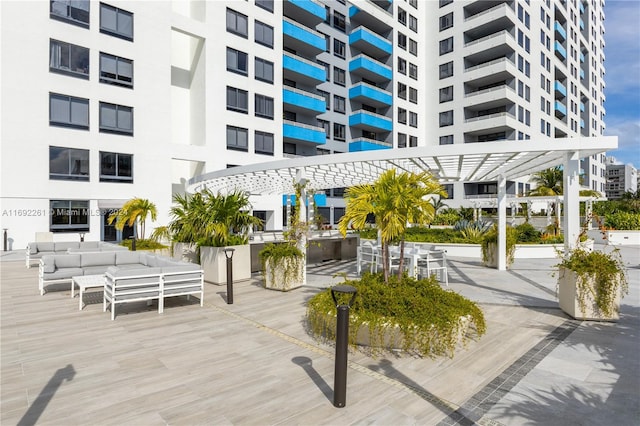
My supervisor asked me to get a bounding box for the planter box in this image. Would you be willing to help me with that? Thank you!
[263,257,303,291]
[558,266,622,321]
[172,242,198,263]
[200,244,251,285]
[482,242,512,269]
[605,230,640,246]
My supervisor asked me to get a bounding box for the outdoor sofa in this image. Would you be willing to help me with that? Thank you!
[39,251,204,319]
[26,241,127,268]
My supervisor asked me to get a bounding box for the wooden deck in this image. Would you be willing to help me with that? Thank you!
[1,259,568,425]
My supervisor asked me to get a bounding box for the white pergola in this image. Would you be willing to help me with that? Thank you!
[188,137,617,271]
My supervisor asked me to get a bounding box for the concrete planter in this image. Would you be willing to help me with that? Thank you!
[263,257,303,291]
[200,244,251,285]
[482,242,513,269]
[558,266,622,321]
[172,242,198,263]
[605,230,640,246]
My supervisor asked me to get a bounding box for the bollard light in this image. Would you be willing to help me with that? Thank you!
[3,228,7,252]
[330,284,357,408]
[224,248,235,304]
[130,236,136,251]
[79,232,85,242]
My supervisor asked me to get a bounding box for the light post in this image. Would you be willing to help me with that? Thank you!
[3,229,7,252]
[223,248,235,304]
[331,284,357,408]
[79,232,85,242]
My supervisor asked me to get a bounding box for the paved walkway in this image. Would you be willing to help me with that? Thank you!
[1,245,638,425]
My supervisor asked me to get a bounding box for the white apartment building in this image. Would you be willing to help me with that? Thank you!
[0,0,608,249]
[605,161,638,199]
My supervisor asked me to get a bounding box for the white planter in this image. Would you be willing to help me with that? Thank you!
[606,230,640,246]
[557,266,622,321]
[172,242,198,263]
[263,257,303,291]
[482,242,513,269]
[200,244,251,285]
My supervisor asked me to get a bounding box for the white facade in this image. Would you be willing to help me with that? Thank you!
[0,0,608,249]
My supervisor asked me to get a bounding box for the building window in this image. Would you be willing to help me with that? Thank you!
[283,142,296,155]
[321,32,330,52]
[49,146,89,181]
[99,102,133,135]
[398,33,407,50]
[398,8,406,25]
[318,60,330,81]
[324,6,330,23]
[255,131,274,155]
[439,61,453,79]
[398,82,407,99]
[255,94,274,119]
[334,67,346,86]
[334,95,346,113]
[409,39,418,56]
[226,8,248,37]
[439,86,453,103]
[440,12,453,31]
[49,93,89,130]
[99,53,133,88]
[398,133,407,148]
[439,135,453,145]
[409,87,418,103]
[255,57,274,83]
[439,0,453,7]
[409,112,418,127]
[409,63,418,79]
[227,125,248,151]
[100,3,133,41]
[99,151,132,182]
[443,184,454,199]
[409,15,418,32]
[409,135,418,147]
[439,37,453,55]
[49,39,89,78]
[227,86,248,113]
[398,57,407,74]
[333,11,346,32]
[333,123,346,141]
[50,0,89,27]
[318,119,330,138]
[227,47,248,75]
[255,0,273,12]
[439,110,453,127]
[317,90,330,110]
[334,39,346,58]
[50,200,89,232]
[255,21,274,47]
[398,107,407,124]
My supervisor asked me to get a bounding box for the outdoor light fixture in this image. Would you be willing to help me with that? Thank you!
[223,248,236,305]
[330,284,357,408]
[79,232,85,242]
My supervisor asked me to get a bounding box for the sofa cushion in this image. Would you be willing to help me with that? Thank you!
[55,242,80,252]
[38,242,55,252]
[83,266,112,275]
[80,241,100,249]
[116,251,143,265]
[55,254,81,269]
[41,255,56,273]
[142,254,160,267]
[107,266,162,278]
[81,252,117,267]
[162,264,202,274]
[44,268,84,280]
[28,243,38,255]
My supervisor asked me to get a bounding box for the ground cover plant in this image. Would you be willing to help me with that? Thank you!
[306,273,486,358]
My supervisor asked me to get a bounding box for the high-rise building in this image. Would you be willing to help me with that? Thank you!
[604,161,638,199]
[0,0,608,248]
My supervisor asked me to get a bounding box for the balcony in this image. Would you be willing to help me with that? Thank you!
[283,0,325,27]
[283,120,326,145]
[463,111,518,135]
[349,138,392,152]
[463,85,518,109]
[349,110,393,132]
[554,41,567,60]
[464,2,512,23]
[348,82,392,107]
[580,102,585,112]
[283,53,325,86]
[579,1,585,13]
[580,69,585,80]
[554,100,567,117]
[348,4,392,34]
[283,88,326,115]
[349,27,392,58]
[554,21,566,41]
[464,57,518,84]
[580,52,585,62]
[283,18,325,56]
[580,19,584,30]
[349,54,392,83]
[554,81,567,98]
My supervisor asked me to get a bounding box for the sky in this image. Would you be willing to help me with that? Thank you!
[603,0,640,168]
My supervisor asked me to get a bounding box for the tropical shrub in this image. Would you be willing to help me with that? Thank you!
[481,225,518,266]
[119,239,168,251]
[604,211,640,230]
[515,222,541,243]
[306,273,486,358]
[108,197,157,240]
[432,209,460,225]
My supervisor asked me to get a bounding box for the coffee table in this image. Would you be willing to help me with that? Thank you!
[72,275,106,311]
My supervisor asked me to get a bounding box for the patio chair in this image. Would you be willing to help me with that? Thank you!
[358,241,380,275]
[418,250,449,286]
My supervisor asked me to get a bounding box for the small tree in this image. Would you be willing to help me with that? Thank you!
[108,198,157,240]
[338,169,446,283]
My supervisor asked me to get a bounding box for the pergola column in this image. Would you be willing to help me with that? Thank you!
[497,174,507,271]
[296,169,308,286]
[563,151,580,252]
[585,200,593,230]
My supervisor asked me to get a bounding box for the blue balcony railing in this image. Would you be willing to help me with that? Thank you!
[554,81,567,97]
[283,53,325,85]
[284,0,325,25]
[283,88,326,114]
[349,27,392,57]
[348,82,392,107]
[349,55,392,82]
[283,19,325,54]
[349,110,393,132]
[349,139,391,152]
[554,21,566,40]
[554,100,567,116]
[283,121,326,145]
[554,41,567,59]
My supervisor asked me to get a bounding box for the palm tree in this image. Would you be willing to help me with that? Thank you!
[338,169,446,283]
[108,197,157,240]
[431,198,449,215]
[528,166,564,196]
